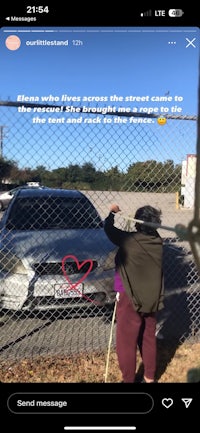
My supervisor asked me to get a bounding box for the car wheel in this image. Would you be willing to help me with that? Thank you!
[0,201,4,211]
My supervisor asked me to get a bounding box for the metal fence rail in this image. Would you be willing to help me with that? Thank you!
[0,100,199,364]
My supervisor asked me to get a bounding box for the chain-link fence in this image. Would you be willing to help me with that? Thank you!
[0,100,199,365]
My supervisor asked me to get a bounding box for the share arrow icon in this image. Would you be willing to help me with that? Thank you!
[181,398,193,408]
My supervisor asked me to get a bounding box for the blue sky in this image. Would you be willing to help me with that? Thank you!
[0,26,199,171]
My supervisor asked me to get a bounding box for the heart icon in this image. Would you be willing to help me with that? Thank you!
[161,398,173,409]
[62,254,96,304]
[62,254,93,290]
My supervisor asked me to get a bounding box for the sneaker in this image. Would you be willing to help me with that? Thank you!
[141,378,154,383]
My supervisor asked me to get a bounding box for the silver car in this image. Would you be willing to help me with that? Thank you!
[0,188,116,312]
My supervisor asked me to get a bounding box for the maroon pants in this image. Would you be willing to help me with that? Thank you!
[116,291,157,383]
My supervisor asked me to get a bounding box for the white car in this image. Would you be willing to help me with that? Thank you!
[0,183,47,211]
[0,188,116,312]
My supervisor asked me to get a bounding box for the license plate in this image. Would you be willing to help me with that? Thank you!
[54,283,83,299]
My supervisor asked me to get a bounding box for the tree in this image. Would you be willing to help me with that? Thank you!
[49,168,67,187]
[66,164,82,183]
[0,156,16,183]
[81,162,96,183]
[126,160,181,192]
[105,166,123,190]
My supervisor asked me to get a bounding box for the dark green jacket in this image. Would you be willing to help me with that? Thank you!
[104,212,164,313]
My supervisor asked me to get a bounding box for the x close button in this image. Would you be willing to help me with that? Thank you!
[185,38,196,48]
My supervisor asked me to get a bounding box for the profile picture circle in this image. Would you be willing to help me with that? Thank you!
[5,35,21,50]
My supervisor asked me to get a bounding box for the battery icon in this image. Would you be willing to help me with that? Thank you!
[168,9,184,17]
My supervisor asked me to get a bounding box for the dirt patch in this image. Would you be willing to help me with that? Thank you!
[0,340,199,383]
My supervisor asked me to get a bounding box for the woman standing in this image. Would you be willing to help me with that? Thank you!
[104,204,164,383]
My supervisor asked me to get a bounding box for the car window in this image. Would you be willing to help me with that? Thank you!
[5,196,103,230]
[10,190,17,196]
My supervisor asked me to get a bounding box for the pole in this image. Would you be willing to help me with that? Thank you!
[0,125,6,157]
[104,299,117,383]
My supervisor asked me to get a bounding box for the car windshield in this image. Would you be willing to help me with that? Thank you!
[5,196,103,230]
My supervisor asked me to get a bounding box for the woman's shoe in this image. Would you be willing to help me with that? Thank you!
[141,378,154,383]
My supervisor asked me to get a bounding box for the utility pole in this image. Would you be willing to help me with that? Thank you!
[0,126,7,157]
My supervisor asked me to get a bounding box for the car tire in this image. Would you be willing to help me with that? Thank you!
[0,201,4,211]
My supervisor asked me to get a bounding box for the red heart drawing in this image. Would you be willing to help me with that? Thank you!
[62,254,96,303]
[62,254,93,289]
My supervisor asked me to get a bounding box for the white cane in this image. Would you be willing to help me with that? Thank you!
[104,294,118,383]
